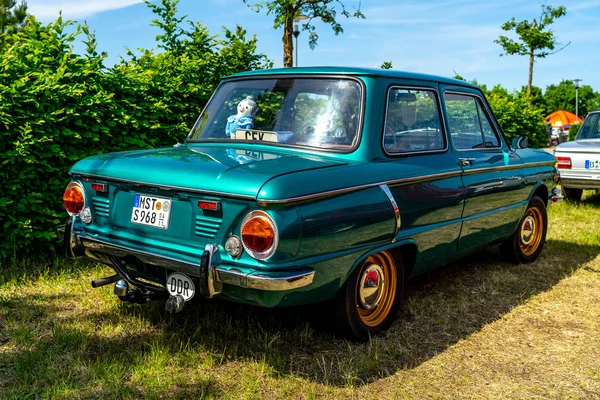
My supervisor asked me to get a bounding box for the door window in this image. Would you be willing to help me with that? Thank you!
[383,88,445,154]
[444,93,501,150]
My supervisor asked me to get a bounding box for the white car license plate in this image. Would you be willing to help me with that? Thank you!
[131,194,171,229]
[585,160,600,169]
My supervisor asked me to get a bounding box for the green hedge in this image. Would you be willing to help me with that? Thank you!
[0,9,271,259]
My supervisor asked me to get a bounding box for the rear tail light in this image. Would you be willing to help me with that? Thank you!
[91,182,107,192]
[240,211,278,260]
[63,182,85,215]
[556,156,571,169]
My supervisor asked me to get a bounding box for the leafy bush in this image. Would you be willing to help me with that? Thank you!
[0,1,271,259]
[487,90,548,148]
[568,122,581,141]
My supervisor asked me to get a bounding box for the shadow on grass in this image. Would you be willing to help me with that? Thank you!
[1,238,598,395]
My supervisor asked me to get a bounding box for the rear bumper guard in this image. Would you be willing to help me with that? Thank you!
[59,219,315,297]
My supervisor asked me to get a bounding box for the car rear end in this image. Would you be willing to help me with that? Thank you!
[555,111,600,200]
[60,160,316,310]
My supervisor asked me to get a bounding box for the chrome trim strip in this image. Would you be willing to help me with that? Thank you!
[258,170,462,205]
[379,184,401,242]
[462,161,555,176]
[215,268,315,291]
[73,173,256,201]
[258,161,556,205]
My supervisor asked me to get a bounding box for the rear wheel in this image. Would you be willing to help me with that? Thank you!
[335,250,403,341]
[562,187,583,202]
[501,196,547,263]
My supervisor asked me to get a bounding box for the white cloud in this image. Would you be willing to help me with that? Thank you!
[27,0,144,20]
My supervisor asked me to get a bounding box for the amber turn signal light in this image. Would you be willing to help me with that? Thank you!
[63,182,85,216]
[240,211,278,260]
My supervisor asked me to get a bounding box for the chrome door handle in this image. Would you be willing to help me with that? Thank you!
[459,157,476,166]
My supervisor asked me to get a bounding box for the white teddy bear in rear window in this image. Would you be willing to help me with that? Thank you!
[226,96,258,138]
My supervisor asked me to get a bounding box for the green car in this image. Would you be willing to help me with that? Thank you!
[61,67,561,340]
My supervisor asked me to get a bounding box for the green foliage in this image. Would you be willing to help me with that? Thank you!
[568,122,581,141]
[244,0,364,67]
[495,5,568,94]
[0,1,271,259]
[452,75,547,148]
[543,80,600,118]
[380,61,393,69]
[487,91,548,148]
[0,0,27,32]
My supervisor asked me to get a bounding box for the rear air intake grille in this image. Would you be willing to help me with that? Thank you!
[92,197,110,218]
[195,215,222,239]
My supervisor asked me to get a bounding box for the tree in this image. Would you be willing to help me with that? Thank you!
[544,80,600,118]
[519,85,547,114]
[0,0,27,41]
[495,5,568,96]
[380,61,393,69]
[244,0,364,67]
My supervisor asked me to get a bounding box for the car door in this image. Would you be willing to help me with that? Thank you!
[382,84,466,270]
[441,87,526,251]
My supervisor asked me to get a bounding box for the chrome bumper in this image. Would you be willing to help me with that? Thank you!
[60,219,314,297]
[559,177,600,190]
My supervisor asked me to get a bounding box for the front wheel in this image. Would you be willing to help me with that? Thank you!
[501,196,548,263]
[334,251,403,341]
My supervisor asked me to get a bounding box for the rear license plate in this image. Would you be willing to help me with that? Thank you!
[131,194,171,229]
[585,160,600,169]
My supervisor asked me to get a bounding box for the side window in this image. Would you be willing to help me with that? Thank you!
[384,88,445,154]
[444,93,501,150]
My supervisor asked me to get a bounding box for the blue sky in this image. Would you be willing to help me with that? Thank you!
[28,0,600,92]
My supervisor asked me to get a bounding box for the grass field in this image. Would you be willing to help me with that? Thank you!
[1,192,599,399]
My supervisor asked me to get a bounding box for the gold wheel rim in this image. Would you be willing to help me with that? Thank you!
[356,251,397,327]
[520,206,543,256]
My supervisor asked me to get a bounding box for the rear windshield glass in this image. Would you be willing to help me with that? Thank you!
[187,78,362,151]
[577,113,600,140]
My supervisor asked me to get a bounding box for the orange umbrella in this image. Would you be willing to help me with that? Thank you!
[545,110,583,129]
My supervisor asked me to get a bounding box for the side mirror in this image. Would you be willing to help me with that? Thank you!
[512,136,528,149]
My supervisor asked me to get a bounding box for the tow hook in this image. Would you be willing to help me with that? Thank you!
[165,295,185,313]
[114,279,129,296]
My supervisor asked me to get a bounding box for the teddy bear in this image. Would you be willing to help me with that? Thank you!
[226,96,258,138]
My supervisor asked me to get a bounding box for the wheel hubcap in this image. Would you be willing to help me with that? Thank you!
[519,206,544,256]
[355,251,398,328]
[520,216,536,245]
[358,264,385,310]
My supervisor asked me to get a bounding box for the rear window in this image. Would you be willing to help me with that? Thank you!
[188,78,363,152]
[577,113,600,140]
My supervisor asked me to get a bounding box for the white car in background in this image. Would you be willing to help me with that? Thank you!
[555,110,600,201]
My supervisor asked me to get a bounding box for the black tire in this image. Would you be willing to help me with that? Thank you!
[562,187,583,202]
[334,250,403,341]
[500,196,548,264]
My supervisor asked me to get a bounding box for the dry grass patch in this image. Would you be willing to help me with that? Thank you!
[1,191,599,398]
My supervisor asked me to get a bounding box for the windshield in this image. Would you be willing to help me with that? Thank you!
[187,77,363,151]
[577,113,600,140]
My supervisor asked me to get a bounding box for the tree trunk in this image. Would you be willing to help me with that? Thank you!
[282,8,294,68]
[527,49,534,97]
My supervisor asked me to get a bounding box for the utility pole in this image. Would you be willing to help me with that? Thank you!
[573,78,582,120]
[292,15,308,67]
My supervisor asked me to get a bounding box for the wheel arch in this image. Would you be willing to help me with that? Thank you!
[529,182,549,207]
[342,239,418,286]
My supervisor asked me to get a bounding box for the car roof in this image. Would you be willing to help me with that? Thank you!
[225,66,478,89]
